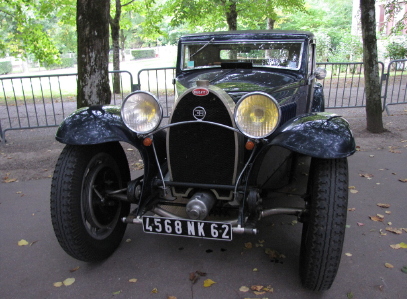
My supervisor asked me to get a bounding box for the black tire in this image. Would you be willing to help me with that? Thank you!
[300,158,348,291]
[50,142,130,262]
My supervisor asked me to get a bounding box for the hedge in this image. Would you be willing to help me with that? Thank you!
[0,61,12,75]
[43,57,75,70]
[131,49,155,60]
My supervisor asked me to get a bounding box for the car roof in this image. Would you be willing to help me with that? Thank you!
[179,30,314,42]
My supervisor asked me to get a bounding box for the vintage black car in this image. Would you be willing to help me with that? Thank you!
[51,30,355,291]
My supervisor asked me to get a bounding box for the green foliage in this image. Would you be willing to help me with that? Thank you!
[385,42,407,60]
[131,49,156,59]
[384,0,407,35]
[43,57,75,70]
[329,34,363,62]
[158,0,306,32]
[0,61,12,75]
[278,0,356,62]
[0,0,74,64]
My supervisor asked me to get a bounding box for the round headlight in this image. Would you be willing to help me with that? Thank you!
[235,92,280,138]
[121,91,163,134]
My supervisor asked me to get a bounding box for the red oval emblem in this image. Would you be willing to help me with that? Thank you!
[192,88,209,96]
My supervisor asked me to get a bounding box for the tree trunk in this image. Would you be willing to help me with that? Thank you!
[225,1,238,30]
[110,0,121,94]
[77,0,111,108]
[360,0,384,133]
[120,29,126,61]
[267,18,275,30]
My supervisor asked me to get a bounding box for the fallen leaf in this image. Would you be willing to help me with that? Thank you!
[167,296,177,299]
[63,278,75,286]
[370,215,384,222]
[53,282,63,287]
[399,242,407,248]
[377,203,390,208]
[390,244,401,249]
[203,279,216,287]
[239,286,250,292]
[244,242,253,249]
[254,291,266,295]
[385,263,394,269]
[348,207,356,211]
[195,271,206,276]
[129,278,138,283]
[263,286,274,293]
[359,173,374,179]
[401,266,407,274]
[385,211,392,214]
[189,272,198,284]
[350,189,359,194]
[347,292,354,299]
[252,268,258,272]
[151,288,158,293]
[345,253,352,257]
[125,239,131,242]
[357,222,364,226]
[4,178,17,183]
[69,266,80,273]
[112,290,122,295]
[18,239,29,246]
[386,227,403,234]
[250,285,264,291]
[399,178,407,183]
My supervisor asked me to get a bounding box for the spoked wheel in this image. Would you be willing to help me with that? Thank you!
[300,157,348,291]
[51,142,130,262]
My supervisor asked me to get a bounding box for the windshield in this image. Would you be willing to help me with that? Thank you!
[181,40,303,71]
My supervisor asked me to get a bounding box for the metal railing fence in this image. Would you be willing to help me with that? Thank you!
[2,61,407,142]
[0,70,133,142]
[382,59,407,114]
[137,67,176,118]
[316,62,385,109]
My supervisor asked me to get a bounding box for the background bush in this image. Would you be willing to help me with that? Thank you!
[43,57,75,70]
[0,61,12,75]
[131,49,155,60]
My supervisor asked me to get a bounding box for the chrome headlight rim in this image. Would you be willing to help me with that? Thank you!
[234,92,281,139]
[121,91,163,135]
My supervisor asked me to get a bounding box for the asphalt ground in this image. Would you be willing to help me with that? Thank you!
[1,106,407,298]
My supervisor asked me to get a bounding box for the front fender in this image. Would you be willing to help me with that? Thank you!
[56,105,167,203]
[269,112,356,159]
[56,105,138,145]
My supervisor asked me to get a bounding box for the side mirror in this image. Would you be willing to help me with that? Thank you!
[315,67,327,80]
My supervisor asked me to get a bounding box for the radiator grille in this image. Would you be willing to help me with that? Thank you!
[168,91,237,185]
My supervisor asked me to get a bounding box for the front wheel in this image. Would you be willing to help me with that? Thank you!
[50,142,130,262]
[300,158,348,291]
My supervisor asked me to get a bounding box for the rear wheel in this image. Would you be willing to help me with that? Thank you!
[300,158,348,291]
[50,142,130,262]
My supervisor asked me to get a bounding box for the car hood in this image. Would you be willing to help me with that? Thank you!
[176,68,304,96]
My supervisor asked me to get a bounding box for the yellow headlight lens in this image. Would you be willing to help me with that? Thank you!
[121,91,162,134]
[235,92,280,138]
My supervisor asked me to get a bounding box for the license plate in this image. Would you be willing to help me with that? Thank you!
[142,216,232,241]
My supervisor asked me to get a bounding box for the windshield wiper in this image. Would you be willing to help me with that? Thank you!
[190,38,215,59]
